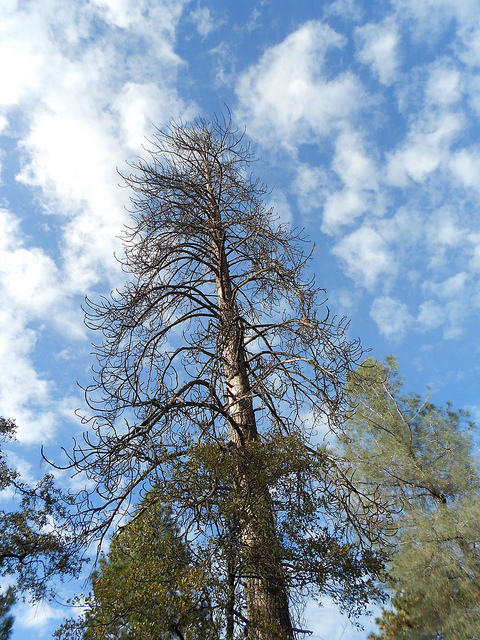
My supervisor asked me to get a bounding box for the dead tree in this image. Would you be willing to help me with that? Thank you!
[64,115,385,639]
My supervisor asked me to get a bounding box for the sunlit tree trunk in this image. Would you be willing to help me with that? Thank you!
[205,157,294,639]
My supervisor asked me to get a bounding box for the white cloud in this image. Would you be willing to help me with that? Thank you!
[0,308,57,444]
[324,0,364,21]
[2,244,59,314]
[430,214,465,248]
[1,451,38,487]
[17,110,117,207]
[384,59,467,194]
[305,597,378,640]
[16,600,64,634]
[293,163,329,215]
[449,148,480,191]
[0,208,84,332]
[356,21,400,85]
[331,130,378,192]
[456,22,480,66]
[440,303,466,339]
[0,209,82,443]
[0,42,44,106]
[469,233,480,271]
[421,209,466,269]
[386,113,463,186]
[323,189,368,232]
[267,190,293,226]
[377,206,423,245]
[419,273,471,338]
[90,0,189,36]
[417,299,445,330]
[322,129,379,232]
[236,21,365,149]
[428,271,469,297]
[90,0,146,28]
[188,5,217,37]
[370,296,414,340]
[114,81,191,153]
[332,226,396,289]
[16,109,127,290]
[393,0,479,43]
[0,0,194,445]
[425,65,462,106]
[0,113,7,135]
[1,0,194,296]
[466,75,480,115]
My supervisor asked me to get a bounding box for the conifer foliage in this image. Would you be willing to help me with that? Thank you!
[64,115,386,639]
[343,357,480,640]
[56,496,218,640]
[0,587,14,640]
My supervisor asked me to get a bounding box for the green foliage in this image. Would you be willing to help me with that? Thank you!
[151,433,387,621]
[368,592,436,640]
[56,496,220,640]
[58,433,387,639]
[342,358,480,639]
[0,417,83,601]
[343,357,476,510]
[0,588,15,640]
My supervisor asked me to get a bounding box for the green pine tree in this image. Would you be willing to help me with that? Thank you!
[368,591,439,640]
[342,357,480,640]
[0,588,15,640]
[56,494,220,640]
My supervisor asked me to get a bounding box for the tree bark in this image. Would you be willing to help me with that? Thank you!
[204,156,294,640]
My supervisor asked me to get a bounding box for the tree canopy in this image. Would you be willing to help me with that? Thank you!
[56,495,219,640]
[0,587,14,640]
[342,357,480,639]
[0,417,82,601]
[58,115,387,639]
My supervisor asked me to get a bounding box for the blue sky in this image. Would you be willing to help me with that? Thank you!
[1,0,480,637]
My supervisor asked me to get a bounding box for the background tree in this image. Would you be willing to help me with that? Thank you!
[341,357,480,640]
[61,115,386,639]
[56,494,219,640]
[0,587,14,640]
[367,592,437,640]
[0,417,82,600]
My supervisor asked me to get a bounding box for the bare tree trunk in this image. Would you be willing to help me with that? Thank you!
[204,157,294,640]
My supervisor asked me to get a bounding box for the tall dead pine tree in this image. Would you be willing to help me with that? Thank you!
[68,116,383,639]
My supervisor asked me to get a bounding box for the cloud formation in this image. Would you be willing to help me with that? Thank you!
[2,2,480,639]
[356,21,400,85]
[236,21,365,149]
[0,0,194,442]
[235,2,480,347]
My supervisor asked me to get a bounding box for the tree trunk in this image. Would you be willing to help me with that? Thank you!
[204,157,294,640]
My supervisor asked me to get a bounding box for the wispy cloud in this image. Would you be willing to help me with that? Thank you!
[322,128,380,233]
[234,4,480,352]
[188,4,221,38]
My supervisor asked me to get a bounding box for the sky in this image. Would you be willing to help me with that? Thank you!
[1,0,480,637]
